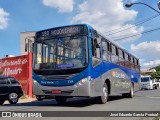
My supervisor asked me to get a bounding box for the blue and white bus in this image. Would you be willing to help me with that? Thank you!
[32,24,141,104]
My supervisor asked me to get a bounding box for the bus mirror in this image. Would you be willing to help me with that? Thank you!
[96,44,100,48]
[91,30,98,39]
[94,30,99,38]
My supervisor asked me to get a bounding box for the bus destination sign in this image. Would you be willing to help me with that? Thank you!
[36,25,87,40]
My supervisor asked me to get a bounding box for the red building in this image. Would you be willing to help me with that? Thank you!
[0,53,33,98]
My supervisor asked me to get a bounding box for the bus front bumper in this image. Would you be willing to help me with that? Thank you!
[32,79,94,97]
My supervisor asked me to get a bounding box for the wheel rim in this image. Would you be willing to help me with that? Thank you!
[102,86,108,101]
[9,93,18,103]
[131,85,133,97]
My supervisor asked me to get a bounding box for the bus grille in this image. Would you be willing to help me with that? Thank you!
[39,74,77,80]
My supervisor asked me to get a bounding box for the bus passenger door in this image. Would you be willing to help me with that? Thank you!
[91,36,103,95]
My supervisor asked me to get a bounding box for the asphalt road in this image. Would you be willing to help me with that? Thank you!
[1,89,160,120]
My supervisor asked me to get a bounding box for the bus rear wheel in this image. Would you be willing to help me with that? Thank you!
[96,83,108,104]
[55,96,67,104]
[122,84,134,98]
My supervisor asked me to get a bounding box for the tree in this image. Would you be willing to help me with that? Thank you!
[155,66,160,71]
[150,65,160,71]
[151,71,160,79]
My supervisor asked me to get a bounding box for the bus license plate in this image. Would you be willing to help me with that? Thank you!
[52,90,62,94]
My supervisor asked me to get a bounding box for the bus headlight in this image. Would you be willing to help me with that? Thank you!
[76,76,91,87]
[81,78,87,84]
[33,80,37,84]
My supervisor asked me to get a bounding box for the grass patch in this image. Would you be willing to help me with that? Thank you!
[153,117,160,120]
[20,94,28,99]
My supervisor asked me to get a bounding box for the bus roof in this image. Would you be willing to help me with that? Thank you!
[35,24,139,60]
[36,24,89,33]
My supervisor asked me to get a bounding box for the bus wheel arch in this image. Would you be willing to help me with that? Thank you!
[122,82,134,98]
[95,79,111,104]
[105,79,111,95]
[131,82,134,89]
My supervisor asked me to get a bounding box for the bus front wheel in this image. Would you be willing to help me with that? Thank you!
[55,96,67,104]
[96,83,108,104]
[36,96,43,101]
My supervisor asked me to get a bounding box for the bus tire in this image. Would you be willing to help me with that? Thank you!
[36,96,43,101]
[55,96,67,104]
[122,93,128,98]
[155,85,157,89]
[96,83,108,104]
[127,83,134,98]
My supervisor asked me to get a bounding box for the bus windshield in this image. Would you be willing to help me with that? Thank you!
[33,36,88,70]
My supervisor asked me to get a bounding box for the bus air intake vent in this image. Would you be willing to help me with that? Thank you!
[39,74,77,80]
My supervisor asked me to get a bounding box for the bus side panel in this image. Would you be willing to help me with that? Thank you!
[90,61,140,97]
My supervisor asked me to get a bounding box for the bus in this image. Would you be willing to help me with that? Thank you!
[31,24,141,104]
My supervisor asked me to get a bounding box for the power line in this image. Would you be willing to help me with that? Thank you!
[106,14,160,36]
[105,14,159,34]
[104,14,160,35]
[113,26,160,41]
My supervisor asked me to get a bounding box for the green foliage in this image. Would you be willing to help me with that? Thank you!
[150,65,160,71]
[149,65,160,78]
[153,117,160,120]
[20,94,28,99]
[151,71,160,78]
[0,71,3,75]
[155,66,160,71]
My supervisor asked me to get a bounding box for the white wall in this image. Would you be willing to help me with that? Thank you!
[20,32,35,55]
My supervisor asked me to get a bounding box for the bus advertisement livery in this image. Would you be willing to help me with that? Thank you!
[31,24,141,104]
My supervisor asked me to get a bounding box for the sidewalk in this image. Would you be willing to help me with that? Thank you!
[19,98,37,103]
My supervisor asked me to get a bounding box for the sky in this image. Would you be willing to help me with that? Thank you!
[0,0,160,70]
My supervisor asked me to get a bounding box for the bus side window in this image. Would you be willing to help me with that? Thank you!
[111,44,118,63]
[137,59,140,72]
[102,40,107,61]
[124,52,129,68]
[118,49,125,66]
[107,42,110,52]
[102,39,111,62]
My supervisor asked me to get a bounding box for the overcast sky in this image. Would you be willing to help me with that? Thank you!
[0,0,160,70]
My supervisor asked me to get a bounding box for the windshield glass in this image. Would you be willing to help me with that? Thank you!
[33,36,88,70]
[141,77,150,82]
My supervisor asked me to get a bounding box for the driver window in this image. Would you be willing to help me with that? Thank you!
[92,39,101,58]
[92,37,101,67]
